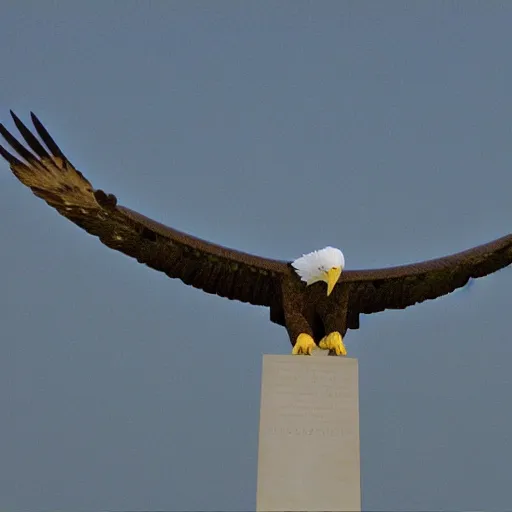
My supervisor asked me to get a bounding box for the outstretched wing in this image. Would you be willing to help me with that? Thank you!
[342,235,512,329]
[0,111,290,309]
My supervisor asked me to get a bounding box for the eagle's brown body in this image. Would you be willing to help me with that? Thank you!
[2,111,512,351]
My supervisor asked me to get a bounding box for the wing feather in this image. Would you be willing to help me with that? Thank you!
[0,112,290,310]
[342,236,512,329]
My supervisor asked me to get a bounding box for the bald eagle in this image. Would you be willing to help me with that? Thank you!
[1,111,512,356]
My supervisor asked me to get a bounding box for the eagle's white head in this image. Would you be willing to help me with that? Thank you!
[292,246,345,296]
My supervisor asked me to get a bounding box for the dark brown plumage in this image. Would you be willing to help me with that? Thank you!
[2,111,512,353]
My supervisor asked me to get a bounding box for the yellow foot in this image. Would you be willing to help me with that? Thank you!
[319,331,347,356]
[292,333,316,355]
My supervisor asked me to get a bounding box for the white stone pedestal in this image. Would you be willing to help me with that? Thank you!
[256,354,361,512]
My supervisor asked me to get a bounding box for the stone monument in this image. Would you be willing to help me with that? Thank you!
[256,352,361,512]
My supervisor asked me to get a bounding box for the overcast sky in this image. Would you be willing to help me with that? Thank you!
[1,2,512,511]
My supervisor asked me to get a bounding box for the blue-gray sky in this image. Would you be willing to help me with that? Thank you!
[1,2,512,511]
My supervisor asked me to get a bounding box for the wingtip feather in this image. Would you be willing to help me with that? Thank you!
[9,111,50,159]
[29,112,66,158]
[0,142,24,166]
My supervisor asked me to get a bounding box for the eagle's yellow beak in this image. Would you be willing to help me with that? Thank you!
[325,266,342,296]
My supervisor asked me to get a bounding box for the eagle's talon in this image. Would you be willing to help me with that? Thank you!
[319,331,347,356]
[292,333,316,355]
